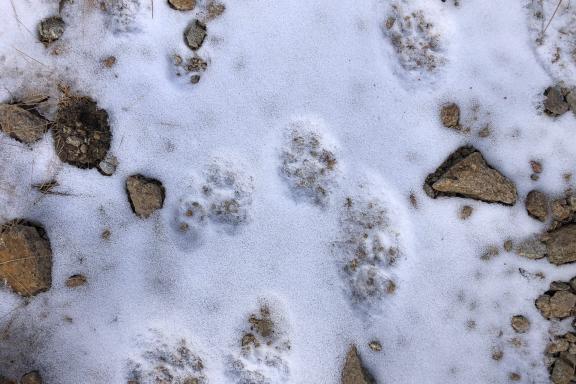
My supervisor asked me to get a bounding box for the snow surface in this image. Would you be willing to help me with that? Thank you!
[1,0,576,382]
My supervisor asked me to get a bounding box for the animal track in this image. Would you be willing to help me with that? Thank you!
[279,118,338,207]
[126,330,208,384]
[382,1,445,81]
[172,159,253,249]
[226,301,291,384]
[333,187,403,309]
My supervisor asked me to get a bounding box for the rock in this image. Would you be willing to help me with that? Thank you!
[551,281,573,291]
[548,339,570,354]
[21,371,42,384]
[525,190,549,222]
[184,20,207,51]
[102,56,116,68]
[424,146,517,205]
[459,205,473,220]
[0,221,52,297]
[536,291,576,319]
[503,240,513,252]
[38,16,65,44]
[0,377,16,384]
[206,1,226,20]
[65,274,87,288]
[53,96,112,169]
[96,154,118,176]
[546,224,576,265]
[551,198,573,223]
[510,315,530,333]
[566,90,576,112]
[440,103,460,129]
[368,341,382,352]
[509,373,521,382]
[0,104,49,144]
[551,357,574,384]
[530,160,543,174]
[341,345,375,384]
[168,0,196,11]
[126,175,165,218]
[544,86,570,116]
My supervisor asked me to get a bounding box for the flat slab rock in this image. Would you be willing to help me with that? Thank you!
[0,221,52,297]
[52,96,112,169]
[341,345,375,384]
[424,146,517,205]
[545,224,576,265]
[126,175,165,218]
[0,104,49,144]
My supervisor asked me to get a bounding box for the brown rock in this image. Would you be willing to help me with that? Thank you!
[0,377,16,384]
[0,221,52,297]
[551,357,574,384]
[0,104,49,144]
[536,291,576,319]
[341,345,375,384]
[126,175,165,218]
[184,20,207,51]
[544,86,570,116]
[510,315,530,333]
[525,190,549,222]
[530,160,543,174]
[547,339,570,354]
[424,146,517,205]
[546,224,576,265]
[65,274,87,288]
[21,371,42,384]
[206,1,226,20]
[368,341,382,352]
[168,0,196,11]
[53,96,112,169]
[551,198,573,223]
[440,103,460,129]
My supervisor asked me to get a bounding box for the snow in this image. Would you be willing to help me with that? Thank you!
[1,0,576,383]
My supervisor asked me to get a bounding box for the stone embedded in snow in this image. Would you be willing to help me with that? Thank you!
[440,103,460,129]
[510,315,530,333]
[544,86,570,116]
[545,224,576,265]
[20,371,42,384]
[168,0,196,11]
[184,20,207,51]
[96,153,118,176]
[0,377,16,384]
[341,345,375,384]
[536,291,576,319]
[126,175,165,218]
[53,96,112,169]
[65,274,87,288]
[525,190,549,222]
[0,221,52,297]
[551,357,574,384]
[0,104,49,144]
[515,237,546,260]
[38,16,65,44]
[424,146,517,205]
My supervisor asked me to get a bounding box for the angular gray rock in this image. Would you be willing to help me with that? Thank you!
[546,224,576,265]
[526,190,549,222]
[424,146,517,205]
[38,16,65,44]
[0,104,49,144]
[544,86,570,116]
[184,20,207,51]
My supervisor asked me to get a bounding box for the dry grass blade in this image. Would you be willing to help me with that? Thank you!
[543,0,564,35]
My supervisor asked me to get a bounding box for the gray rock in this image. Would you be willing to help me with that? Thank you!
[544,86,570,116]
[566,90,576,112]
[126,175,165,218]
[38,16,65,44]
[184,20,207,51]
[0,104,49,144]
[510,315,530,333]
[97,154,118,176]
[546,224,576,265]
[551,357,574,384]
[424,146,517,205]
[525,190,549,222]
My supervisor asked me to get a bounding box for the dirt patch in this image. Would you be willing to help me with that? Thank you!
[53,96,112,169]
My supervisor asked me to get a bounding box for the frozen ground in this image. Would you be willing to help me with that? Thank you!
[1,0,576,383]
